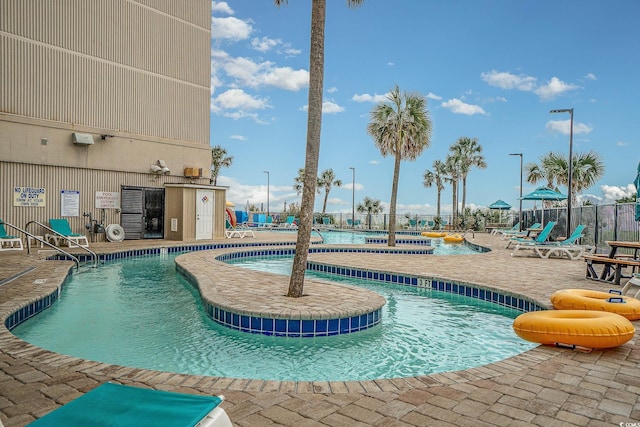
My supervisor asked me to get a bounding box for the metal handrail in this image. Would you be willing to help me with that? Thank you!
[311,227,325,243]
[25,220,98,267]
[1,220,80,270]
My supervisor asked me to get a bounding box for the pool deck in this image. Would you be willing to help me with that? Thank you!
[0,232,638,426]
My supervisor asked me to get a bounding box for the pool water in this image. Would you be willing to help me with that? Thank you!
[12,254,534,382]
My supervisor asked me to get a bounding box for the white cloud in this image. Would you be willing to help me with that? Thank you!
[211,16,252,41]
[251,36,279,52]
[327,87,338,94]
[219,56,308,91]
[342,182,364,191]
[211,88,270,115]
[230,134,246,141]
[219,176,300,209]
[534,77,579,100]
[211,1,233,15]
[481,70,537,91]
[426,92,442,101]
[617,141,629,147]
[300,100,345,114]
[261,67,309,91]
[584,73,597,81]
[351,93,390,103]
[369,160,380,165]
[441,98,486,115]
[600,184,636,204]
[545,119,592,135]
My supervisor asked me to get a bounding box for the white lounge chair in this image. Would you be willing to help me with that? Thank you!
[46,218,89,247]
[0,220,23,251]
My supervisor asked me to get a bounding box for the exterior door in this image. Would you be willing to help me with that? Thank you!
[121,186,165,240]
[196,189,213,240]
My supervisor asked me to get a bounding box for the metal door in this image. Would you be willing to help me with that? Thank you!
[121,186,164,240]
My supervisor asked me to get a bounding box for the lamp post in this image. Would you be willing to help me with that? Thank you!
[509,153,523,232]
[550,108,574,234]
[349,167,355,228]
[263,170,270,217]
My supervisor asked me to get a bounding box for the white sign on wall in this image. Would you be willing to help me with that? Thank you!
[61,190,80,217]
[13,187,46,207]
[95,191,121,209]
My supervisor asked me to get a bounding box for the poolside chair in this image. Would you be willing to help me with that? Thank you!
[281,215,297,228]
[499,223,541,240]
[27,382,232,427]
[225,219,254,238]
[528,224,594,260]
[490,222,520,236]
[46,218,89,247]
[509,221,556,254]
[0,220,23,251]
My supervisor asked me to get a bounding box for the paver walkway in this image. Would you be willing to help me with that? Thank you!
[0,232,638,426]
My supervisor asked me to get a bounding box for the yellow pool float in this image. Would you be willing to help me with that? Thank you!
[512,310,635,349]
[443,233,464,243]
[421,231,447,238]
[550,289,640,320]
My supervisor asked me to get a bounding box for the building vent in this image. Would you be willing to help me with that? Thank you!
[72,132,95,145]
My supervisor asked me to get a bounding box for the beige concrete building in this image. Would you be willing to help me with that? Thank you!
[0,0,227,243]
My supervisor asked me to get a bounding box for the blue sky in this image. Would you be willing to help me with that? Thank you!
[210,0,639,215]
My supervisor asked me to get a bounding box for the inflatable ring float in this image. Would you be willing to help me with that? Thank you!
[550,288,640,320]
[421,231,447,238]
[443,233,464,244]
[512,310,635,349]
[105,224,125,242]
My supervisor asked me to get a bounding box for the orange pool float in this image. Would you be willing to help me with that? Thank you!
[550,288,640,320]
[421,231,447,238]
[443,233,464,243]
[512,310,635,349]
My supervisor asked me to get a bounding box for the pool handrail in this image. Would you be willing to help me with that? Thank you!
[25,220,97,267]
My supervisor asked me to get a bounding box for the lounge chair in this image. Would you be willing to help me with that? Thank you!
[322,217,331,227]
[0,220,23,251]
[499,223,541,240]
[527,224,594,260]
[508,221,556,251]
[225,219,254,238]
[280,215,297,228]
[621,274,640,299]
[490,222,520,236]
[46,218,89,247]
[27,382,232,427]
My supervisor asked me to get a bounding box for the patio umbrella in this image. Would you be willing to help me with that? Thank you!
[488,199,512,224]
[635,161,640,221]
[520,186,567,223]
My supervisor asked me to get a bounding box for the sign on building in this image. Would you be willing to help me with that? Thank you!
[95,191,121,209]
[61,190,80,217]
[13,187,46,207]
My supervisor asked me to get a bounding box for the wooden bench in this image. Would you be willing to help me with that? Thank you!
[583,254,640,285]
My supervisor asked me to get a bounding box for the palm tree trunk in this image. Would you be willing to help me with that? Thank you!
[322,191,328,214]
[288,0,325,298]
[436,190,441,218]
[388,153,401,246]
[461,176,467,219]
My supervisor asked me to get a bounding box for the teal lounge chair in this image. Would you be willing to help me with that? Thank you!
[499,223,541,240]
[0,220,23,251]
[281,215,297,228]
[508,221,556,253]
[491,222,520,236]
[27,382,232,427]
[46,218,89,247]
[530,224,594,260]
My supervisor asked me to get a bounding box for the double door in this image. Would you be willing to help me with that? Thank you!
[121,186,165,239]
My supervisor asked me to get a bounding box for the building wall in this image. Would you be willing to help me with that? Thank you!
[0,0,221,238]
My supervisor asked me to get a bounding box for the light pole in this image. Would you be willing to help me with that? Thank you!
[550,108,574,234]
[349,167,355,228]
[509,153,523,231]
[263,170,270,217]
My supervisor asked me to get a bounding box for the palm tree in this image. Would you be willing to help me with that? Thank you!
[367,85,432,246]
[275,0,365,298]
[318,169,342,214]
[423,159,446,220]
[209,145,233,185]
[451,137,486,220]
[356,196,383,229]
[444,153,461,227]
[293,167,321,196]
[526,151,604,206]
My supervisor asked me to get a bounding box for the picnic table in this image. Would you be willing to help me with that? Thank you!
[583,241,640,285]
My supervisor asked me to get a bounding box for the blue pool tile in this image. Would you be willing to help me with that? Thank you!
[302,320,314,333]
[250,316,260,330]
[339,318,350,334]
[316,319,327,333]
[328,318,339,334]
[288,320,301,333]
[263,318,274,332]
[275,319,287,333]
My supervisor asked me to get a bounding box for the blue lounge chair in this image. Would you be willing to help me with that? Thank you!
[46,218,89,247]
[530,224,594,260]
[491,222,520,236]
[507,221,556,249]
[27,382,232,427]
[0,220,23,251]
[281,215,297,228]
[499,223,541,240]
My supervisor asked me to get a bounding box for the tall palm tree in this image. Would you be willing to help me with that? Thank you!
[367,85,432,246]
[293,167,322,196]
[526,151,605,206]
[318,169,342,214]
[275,0,364,298]
[444,153,461,227]
[423,159,447,219]
[451,137,486,219]
[356,196,383,229]
[209,145,233,185]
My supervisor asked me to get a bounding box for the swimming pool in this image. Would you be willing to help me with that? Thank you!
[12,252,534,381]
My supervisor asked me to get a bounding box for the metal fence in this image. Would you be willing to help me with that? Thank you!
[255,203,639,254]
